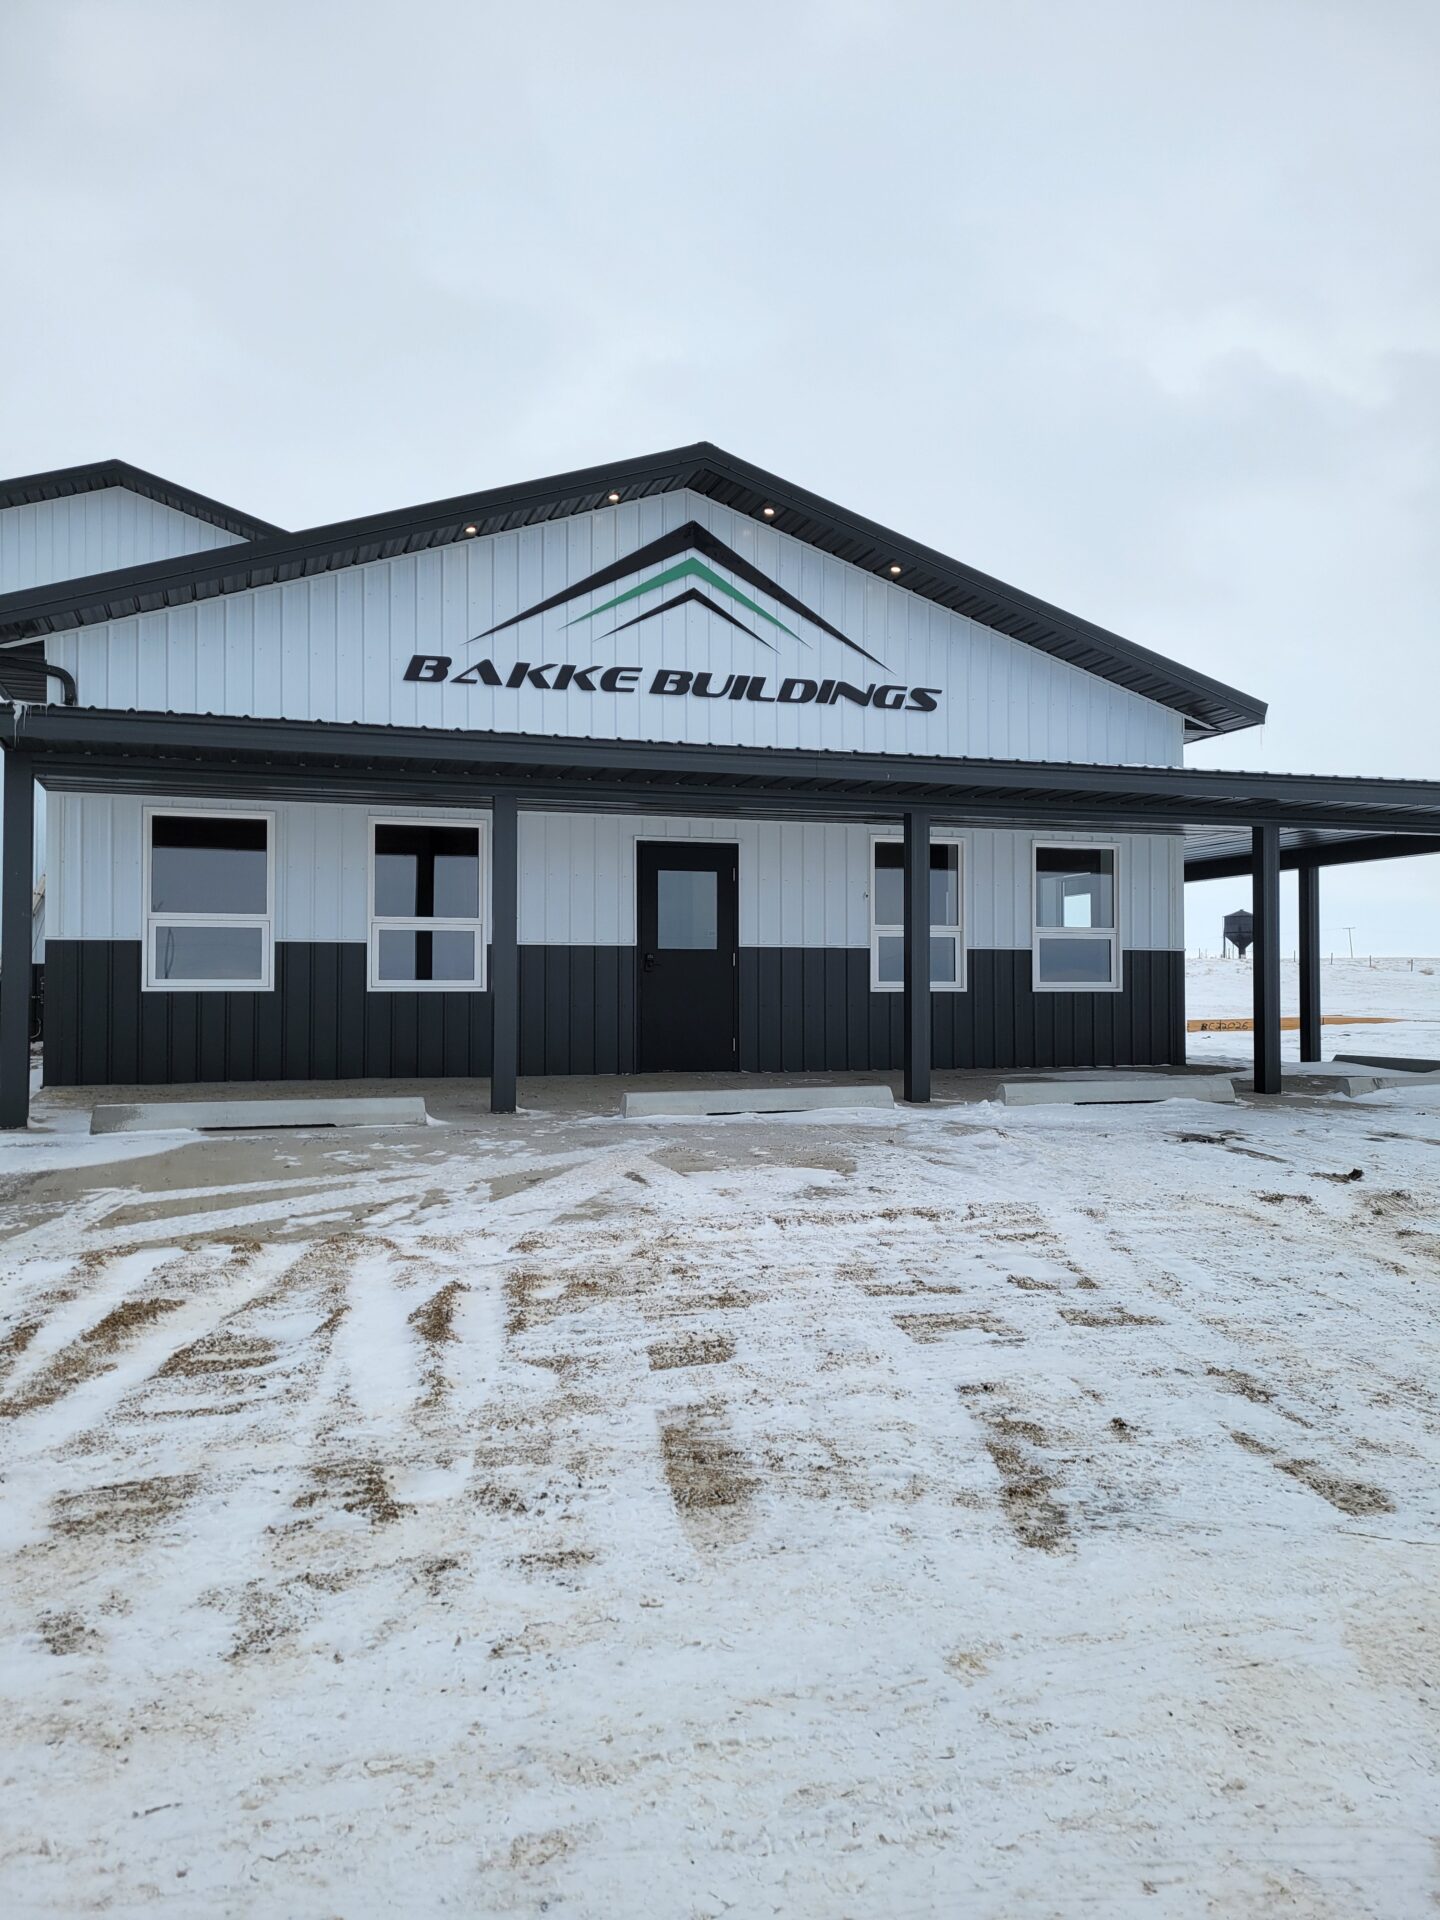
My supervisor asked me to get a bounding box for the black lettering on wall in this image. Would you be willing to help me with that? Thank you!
[404,654,452,682]
[600,666,641,693]
[651,669,693,696]
[907,687,941,713]
[778,677,818,703]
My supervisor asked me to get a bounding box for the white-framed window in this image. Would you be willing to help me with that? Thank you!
[869,833,965,992]
[368,817,487,992]
[1033,841,1122,991]
[142,806,275,992]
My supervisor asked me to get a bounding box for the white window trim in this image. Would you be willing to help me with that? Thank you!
[868,831,966,993]
[367,814,489,994]
[1031,838,1123,993]
[142,805,275,993]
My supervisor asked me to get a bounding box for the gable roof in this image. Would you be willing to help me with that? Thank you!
[0,442,1265,738]
[0,458,283,542]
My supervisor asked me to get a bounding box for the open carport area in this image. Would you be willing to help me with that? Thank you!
[2,1066,1438,1917]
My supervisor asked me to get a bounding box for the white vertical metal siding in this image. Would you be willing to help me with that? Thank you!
[49,795,1184,955]
[0,486,243,595]
[49,491,1185,767]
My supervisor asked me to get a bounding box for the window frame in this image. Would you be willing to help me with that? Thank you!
[366,814,489,994]
[141,804,276,994]
[868,831,966,994]
[1031,838,1123,993]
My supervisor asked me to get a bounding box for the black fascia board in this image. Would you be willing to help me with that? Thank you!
[2,708,1438,839]
[1183,832,1440,880]
[0,441,1267,739]
[0,458,283,541]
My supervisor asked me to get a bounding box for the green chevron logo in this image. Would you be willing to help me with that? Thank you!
[563,557,800,642]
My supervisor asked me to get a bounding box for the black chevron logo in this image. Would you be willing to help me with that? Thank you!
[468,519,887,669]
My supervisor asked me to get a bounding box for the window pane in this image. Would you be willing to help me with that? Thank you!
[929,843,960,927]
[374,824,480,919]
[376,927,476,983]
[930,936,957,984]
[153,923,264,982]
[656,870,717,949]
[1038,936,1115,985]
[876,934,903,985]
[1036,847,1114,930]
[874,842,903,927]
[151,815,267,916]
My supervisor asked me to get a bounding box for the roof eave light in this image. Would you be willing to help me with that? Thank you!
[762,504,776,518]
[463,523,477,535]
[889,563,903,576]
[607,490,621,504]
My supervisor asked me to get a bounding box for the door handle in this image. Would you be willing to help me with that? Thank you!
[642,951,657,972]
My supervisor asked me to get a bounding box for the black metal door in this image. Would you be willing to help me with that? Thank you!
[636,842,738,1071]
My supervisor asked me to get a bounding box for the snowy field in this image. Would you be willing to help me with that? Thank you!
[1185,953,1440,1066]
[2,1030,1439,1914]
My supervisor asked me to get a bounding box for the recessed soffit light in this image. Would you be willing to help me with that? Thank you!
[607,490,621,503]
[889,563,903,576]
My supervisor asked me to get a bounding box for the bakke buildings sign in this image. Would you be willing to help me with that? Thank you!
[401,520,944,714]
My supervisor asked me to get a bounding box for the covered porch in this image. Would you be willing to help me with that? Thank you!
[2,706,1439,1128]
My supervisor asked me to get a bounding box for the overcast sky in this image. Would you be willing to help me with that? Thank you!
[5,0,1437,950]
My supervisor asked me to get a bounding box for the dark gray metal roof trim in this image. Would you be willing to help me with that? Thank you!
[3,709,1435,844]
[0,443,1266,739]
[0,459,283,542]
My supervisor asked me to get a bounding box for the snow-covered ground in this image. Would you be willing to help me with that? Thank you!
[1185,953,1440,1066]
[1,1053,1439,1914]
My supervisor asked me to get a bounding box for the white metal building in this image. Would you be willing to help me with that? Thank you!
[0,445,1436,1121]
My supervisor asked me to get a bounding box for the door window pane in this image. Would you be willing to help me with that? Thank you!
[656,869,718,949]
[376,927,477,983]
[152,923,264,983]
[1037,936,1115,985]
[1036,847,1114,930]
[151,815,267,915]
[374,824,480,919]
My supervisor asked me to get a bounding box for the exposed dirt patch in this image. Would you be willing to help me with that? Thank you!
[1208,1366,1277,1406]
[37,1608,99,1655]
[410,1280,466,1349]
[1276,1458,1394,1516]
[1228,1431,1391,1512]
[52,1472,198,1541]
[296,1457,404,1527]
[1256,1192,1313,1206]
[896,1311,1021,1343]
[660,1407,756,1521]
[944,1645,995,1682]
[649,1332,736,1371]
[978,1412,1069,1551]
[1313,1167,1365,1183]
[0,1318,41,1371]
[160,1330,277,1378]
[1007,1274,1061,1292]
[1058,1305,1161,1328]
[517,1547,596,1573]
[1,1296,188,1417]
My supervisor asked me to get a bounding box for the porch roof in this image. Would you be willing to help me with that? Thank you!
[3,706,1439,873]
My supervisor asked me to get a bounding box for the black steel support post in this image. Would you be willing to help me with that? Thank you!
[902,808,932,1104]
[1252,823,1282,1094]
[489,794,518,1114]
[1298,860,1321,1064]
[0,751,35,1130]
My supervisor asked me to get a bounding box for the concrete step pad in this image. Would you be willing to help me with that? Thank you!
[91,1096,430,1135]
[622,1085,894,1118]
[1001,1074,1236,1108]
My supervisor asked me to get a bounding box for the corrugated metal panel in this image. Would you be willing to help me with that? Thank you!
[42,941,1183,1085]
[49,491,1183,768]
[0,486,243,596]
[47,794,1183,961]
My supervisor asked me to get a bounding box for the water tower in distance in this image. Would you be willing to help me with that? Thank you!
[1223,909,1254,957]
